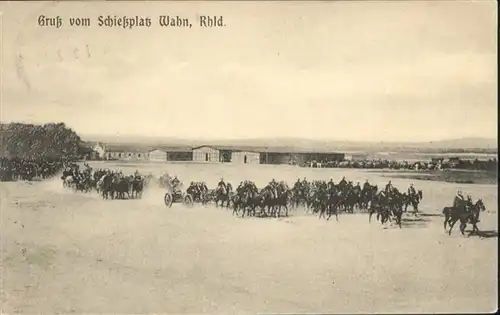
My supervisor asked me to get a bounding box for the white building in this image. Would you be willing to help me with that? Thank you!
[148,149,167,162]
[344,153,369,161]
[231,151,260,164]
[192,146,220,162]
[102,143,151,161]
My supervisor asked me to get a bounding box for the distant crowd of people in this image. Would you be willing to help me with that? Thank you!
[0,157,66,181]
[304,158,498,171]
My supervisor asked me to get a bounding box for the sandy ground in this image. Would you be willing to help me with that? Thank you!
[1,165,498,314]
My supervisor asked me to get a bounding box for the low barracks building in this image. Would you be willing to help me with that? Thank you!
[91,142,350,165]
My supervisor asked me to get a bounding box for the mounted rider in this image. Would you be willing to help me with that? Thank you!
[200,181,208,195]
[466,195,473,207]
[453,190,466,209]
[408,183,416,197]
[217,178,227,193]
[385,181,394,194]
[363,179,370,191]
[339,176,347,187]
[294,178,302,190]
[237,181,245,196]
[268,179,278,199]
[187,181,200,200]
[328,178,335,188]
[133,169,141,181]
[354,181,361,190]
[301,177,308,187]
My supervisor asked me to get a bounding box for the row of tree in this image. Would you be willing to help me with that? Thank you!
[0,122,91,159]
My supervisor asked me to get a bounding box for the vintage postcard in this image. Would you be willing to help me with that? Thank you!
[0,1,497,314]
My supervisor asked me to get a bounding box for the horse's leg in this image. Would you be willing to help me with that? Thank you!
[448,218,458,235]
[443,214,449,230]
[459,220,467,236]
[467,223,476,237]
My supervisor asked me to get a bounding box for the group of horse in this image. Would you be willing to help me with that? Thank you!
[443,197,487,237]
[61,165,153,200]
[58,165,488,235]
[0,157,64,181]
[200,178,424,226]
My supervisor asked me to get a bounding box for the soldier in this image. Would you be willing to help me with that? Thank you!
[218,178,226,190]
[237,181,245,195]
[466,195,473,206]
[363,179,370,191]
[187,181,197,199]
[385,180,393,193]
[302,177,307,186]
[408,183,416,197]
[171,175,181,193]
[453,190,465,209]
[294,178,302,190]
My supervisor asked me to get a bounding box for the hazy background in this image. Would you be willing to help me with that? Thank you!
[1,1,497,142]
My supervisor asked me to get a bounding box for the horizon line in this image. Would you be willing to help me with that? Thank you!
[80,133,497,144]
[1,120,497,144]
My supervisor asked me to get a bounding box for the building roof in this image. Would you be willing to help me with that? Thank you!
[104,143,349,155]
[103,143,154,153]
[157,145,193,152]
[192,145,345,154]
[103,143,193,153]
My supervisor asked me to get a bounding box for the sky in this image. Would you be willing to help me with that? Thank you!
[0,1,497,142]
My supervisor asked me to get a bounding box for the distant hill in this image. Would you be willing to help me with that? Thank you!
[82,134,497,153]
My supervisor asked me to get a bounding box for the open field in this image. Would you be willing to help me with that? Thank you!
[1,163,498,314]
[373,169,498,185]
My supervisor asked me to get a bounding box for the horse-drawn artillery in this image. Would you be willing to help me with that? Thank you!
[163,188,194,208]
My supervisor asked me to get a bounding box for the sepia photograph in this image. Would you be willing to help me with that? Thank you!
[0,1,498,314]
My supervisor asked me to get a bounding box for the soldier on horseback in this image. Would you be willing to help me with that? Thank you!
[187,181,200,200]
[408,183,416,197]
[267,179,278,199]
[301,177,307,186]
[218,178,227,191]
[237,181,245,196]
[294,178,302,190]
[200,181,208,195]
[328,178,335,189]
[466,195,473,207]
[385,181,394,194]
[452,189,467,211]
[363,179,370,191]
[339,176,347,187]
